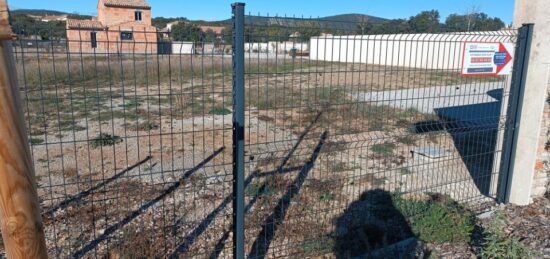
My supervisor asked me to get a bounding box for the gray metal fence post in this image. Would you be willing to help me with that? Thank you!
[497,23,534,203]
[232,2,246,258]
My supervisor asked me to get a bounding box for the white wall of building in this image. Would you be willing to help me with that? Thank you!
[309,32,514,69]
[245,43,269,53]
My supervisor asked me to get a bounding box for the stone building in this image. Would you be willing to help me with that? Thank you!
[66,0,157,53]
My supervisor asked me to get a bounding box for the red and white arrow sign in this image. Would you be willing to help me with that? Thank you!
[461,42,515,76]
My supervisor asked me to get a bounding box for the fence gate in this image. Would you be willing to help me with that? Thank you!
[13,2,531,258]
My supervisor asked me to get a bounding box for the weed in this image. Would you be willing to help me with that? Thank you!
[370,143,396,156]
[393,194,475,244]
[319,192,335,202]
[329,161,349,172]
[29,138,44,145]
[300,238,332,255]
[123,97,141,109]
[480,212,535,259]
[136,121,158,131]
[245,182,278,197]
[208,107,231,116]
[90,133,123,148]
[37,158,49,163]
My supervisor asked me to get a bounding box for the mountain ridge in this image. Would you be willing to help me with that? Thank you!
[12,9,387,28]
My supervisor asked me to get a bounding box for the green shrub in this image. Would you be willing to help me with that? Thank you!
[90,133,122,148]
[138,121,158,131]
[300,238,332,255]
[393,194,475,244]
[481,212,535,259]
[244,182,278,197]
[319,192,335,202]
[123,97,141,109]
[370,142,396,156]
[208,107,231,116]
[29,138,44,145]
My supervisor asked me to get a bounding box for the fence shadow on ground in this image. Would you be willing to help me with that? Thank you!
[43,156,153,216]
[73,147,225,258]
[247,131,327,258]
[169,112,325,258]
[412,88,504,197]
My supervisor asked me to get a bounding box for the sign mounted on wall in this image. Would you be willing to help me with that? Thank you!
[461,42,514,76]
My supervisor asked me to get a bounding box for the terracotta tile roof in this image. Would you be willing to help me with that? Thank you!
[66,19,105,30]
[103,0,151,9]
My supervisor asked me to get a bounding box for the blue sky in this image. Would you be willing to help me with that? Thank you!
[9,0,515,24]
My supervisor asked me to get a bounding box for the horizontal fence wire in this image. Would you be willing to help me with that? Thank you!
[13,11,518,258]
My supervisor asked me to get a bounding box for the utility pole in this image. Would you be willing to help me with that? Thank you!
[0,0,48,258]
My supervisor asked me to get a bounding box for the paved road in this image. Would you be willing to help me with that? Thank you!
[351,81,505,114]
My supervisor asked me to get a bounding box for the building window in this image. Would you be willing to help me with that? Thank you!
[90,32,97,48]
[121,31,133,41]
[135,11,142,21]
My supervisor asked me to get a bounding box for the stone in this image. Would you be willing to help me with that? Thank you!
[412,146,450,159]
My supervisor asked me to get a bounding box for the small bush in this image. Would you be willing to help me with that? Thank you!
[245,182,278,197]
[123,97,141,109]
[90,133,122,148]
[139,121,158,131]
[393,194,475,244]
[481,212,535,259]
[29,138,44,145]
[319,192,335,202]
[370,143,396,156]
[301,238,332,255]
[208,107,231,115]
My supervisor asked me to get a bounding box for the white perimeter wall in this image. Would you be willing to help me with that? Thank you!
[172,41,195,54]
[309,32,514,69]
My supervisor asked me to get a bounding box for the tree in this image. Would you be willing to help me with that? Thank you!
[295,21,324,41]
[409,10,441,33]
[203,29,218,43]
[374,19,410,34]
[171,22,202,42]
[357,17,371,35]
[464,6,481,32]
[444,12,505,32]
[10,13,66,40]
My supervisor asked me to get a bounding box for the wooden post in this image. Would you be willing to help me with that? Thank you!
[0,1,48,258]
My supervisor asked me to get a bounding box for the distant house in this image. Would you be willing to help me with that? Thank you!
[66,0,157,53]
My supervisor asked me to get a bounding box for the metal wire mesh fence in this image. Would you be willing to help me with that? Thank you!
[15,25,239,257]
[239,13,520,259]
[11,3,525,258]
